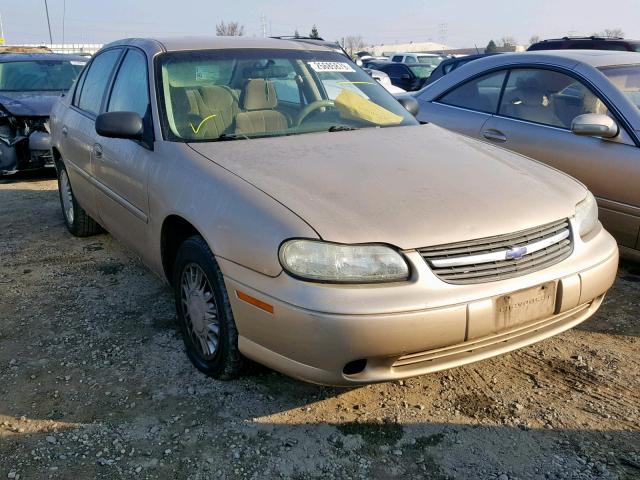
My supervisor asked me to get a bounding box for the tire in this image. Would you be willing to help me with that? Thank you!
[57,163,102,237]
[173,235,245,380]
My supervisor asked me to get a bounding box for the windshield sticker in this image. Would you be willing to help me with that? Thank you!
[308,61,355,73]
[195,65,219,81]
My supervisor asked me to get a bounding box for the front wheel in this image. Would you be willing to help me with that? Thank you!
[57,163,102,237]
[173,235,245,380]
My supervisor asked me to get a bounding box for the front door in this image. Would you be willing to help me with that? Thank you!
[92,48,153,253]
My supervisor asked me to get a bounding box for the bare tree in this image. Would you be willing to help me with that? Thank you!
[529,35,540,45]
[344,35,366,58]
[216,21,244,36]
[500,36,517,47]
[602,28,624,38]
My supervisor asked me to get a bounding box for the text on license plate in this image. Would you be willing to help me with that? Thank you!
[495,282,556,329]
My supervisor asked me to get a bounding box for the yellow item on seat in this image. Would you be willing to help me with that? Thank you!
[334,89,403,126]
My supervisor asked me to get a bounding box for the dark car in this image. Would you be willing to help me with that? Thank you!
[364,61,432,91]
[528,36,640,52]
[0,52,87,175]
[424,53,500,86]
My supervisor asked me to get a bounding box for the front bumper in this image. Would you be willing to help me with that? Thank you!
[221,222,619,386]
[0,130,52,175]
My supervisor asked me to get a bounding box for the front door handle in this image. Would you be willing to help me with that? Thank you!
[482,129,507,142]
[61,126,68,137]
[93,144,103,159]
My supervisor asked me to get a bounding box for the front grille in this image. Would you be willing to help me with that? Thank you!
[419,219,573,284]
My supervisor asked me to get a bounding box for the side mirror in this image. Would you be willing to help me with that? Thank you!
[396,95,419,117]
[95,111,144,140]
[571,113,619,139]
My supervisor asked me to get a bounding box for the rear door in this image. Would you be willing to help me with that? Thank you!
[481,67,640,247]
[60,48,123,219]
[93,47,154,253]
[418,70,507,137]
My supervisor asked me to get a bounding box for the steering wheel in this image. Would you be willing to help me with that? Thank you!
[295,100,335,126]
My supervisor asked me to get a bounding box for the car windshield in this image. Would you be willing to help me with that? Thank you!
[157,49,417,142]
[600,64,640,109]
[0,59,86,92]
[417,56,443,67]
[408,65,433,78]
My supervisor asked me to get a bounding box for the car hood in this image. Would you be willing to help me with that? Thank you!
[0,91,63,116]
[189,125,586,249]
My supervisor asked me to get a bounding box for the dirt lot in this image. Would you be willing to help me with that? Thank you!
[0,172,639,480]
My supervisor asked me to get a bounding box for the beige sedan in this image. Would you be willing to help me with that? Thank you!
[50,37,618,385]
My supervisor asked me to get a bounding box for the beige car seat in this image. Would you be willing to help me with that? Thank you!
[235,79,288,135]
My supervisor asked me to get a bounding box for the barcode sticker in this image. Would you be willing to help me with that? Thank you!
[308,61,355,73]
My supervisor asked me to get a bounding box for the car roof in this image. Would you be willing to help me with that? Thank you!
[465,50,640,69]
[0,52,89,62]
[102,36,333,55]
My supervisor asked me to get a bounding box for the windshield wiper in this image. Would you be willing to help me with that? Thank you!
[216,133,250,141]
[328,125,359,132]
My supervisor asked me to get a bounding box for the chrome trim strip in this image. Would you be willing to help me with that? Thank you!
[430,229,570,268]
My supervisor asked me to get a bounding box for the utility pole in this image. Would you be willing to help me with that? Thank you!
[62,0,66,45]
[44,0,53,44]
[260,14,267,38]
[0,12,5,45]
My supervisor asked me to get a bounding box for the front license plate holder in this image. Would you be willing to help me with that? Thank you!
[495,282,556,329]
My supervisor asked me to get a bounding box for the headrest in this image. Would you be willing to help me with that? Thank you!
[199,85,235,109]
[241,79,278,111]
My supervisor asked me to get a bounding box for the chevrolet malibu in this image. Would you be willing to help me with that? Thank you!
[50,37,618,386]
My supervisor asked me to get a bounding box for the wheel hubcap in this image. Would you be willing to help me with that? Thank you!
[180,263,220,358]
[60,170,74,224]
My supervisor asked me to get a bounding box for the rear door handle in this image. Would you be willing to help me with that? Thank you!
[61,126,68,137]
[93,144,103,159]
[482,129,507,142]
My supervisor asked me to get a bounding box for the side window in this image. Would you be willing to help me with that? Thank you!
[499,68,609,129]
[391,55,403,62]
[72,65,89,106]
[386,65,407,76]
[438,70,507,113]
[107,49,150,118]
[77,49,121,115]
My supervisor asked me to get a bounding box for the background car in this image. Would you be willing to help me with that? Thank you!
[390,52,445,66]
[528,36,640,52]
[365,61,432,91]
[423,53,500,86]
[414,50,640,258]
[363,68,406,94]
[0,52,87,175]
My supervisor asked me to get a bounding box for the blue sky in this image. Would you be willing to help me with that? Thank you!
[3,0,640,48]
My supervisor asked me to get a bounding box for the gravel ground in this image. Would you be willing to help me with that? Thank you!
[1,171,639,480]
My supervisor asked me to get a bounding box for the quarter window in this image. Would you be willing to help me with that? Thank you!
[499,69,609,129]
[77,49,121,115]
[107,49,150,118]
[438,70,507,113]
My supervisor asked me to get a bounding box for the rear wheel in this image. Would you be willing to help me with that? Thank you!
[173,235,244,380]
[57,163,102,237]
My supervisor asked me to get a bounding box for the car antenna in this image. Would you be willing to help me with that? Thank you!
[474,43,480,54]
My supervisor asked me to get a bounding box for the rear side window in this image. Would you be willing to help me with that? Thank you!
[77,49,121,115]
[438,70,507,113]
[107,49,150,118]
[391,56,403,62]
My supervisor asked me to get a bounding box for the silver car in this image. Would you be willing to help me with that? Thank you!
[50,38,617,385]
[414,51,640,258]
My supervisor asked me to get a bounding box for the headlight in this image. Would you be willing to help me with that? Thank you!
[575,191,599,238]
[279,239,409,283]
